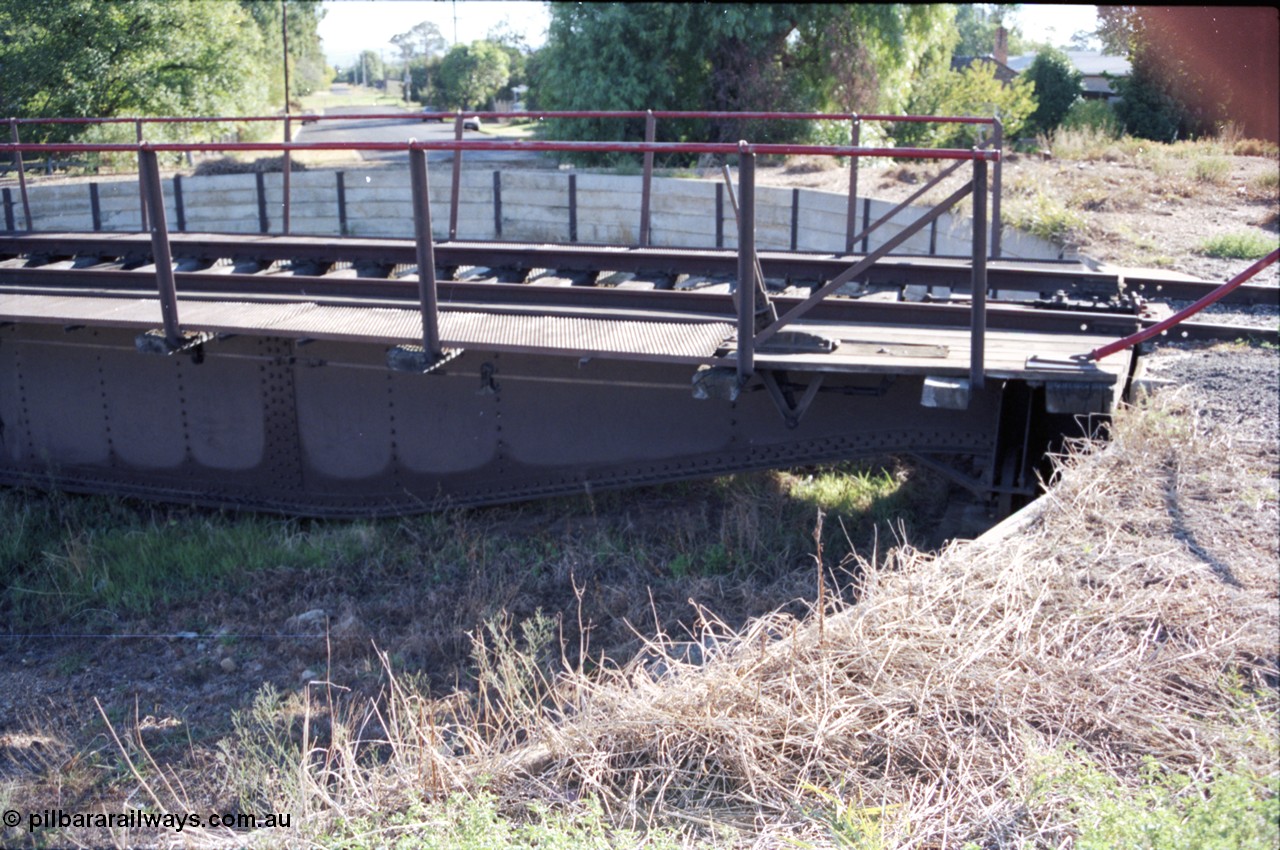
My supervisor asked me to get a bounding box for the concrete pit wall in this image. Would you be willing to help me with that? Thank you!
[3,167,1062,260]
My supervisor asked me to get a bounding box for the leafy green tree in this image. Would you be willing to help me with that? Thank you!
[534,3,957,153]
[347,50,385,86]
[391,20,447,102]
[1023,47,1082,135]
[240,1,330,107]
[0,0,272,140]
[434,41,511,111]
[896,60,1036,147]
[485,21,530,107]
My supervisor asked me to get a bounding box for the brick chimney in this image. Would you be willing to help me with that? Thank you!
[994,25,1008,66]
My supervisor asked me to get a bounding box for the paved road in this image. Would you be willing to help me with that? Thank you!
[293,102,547,168]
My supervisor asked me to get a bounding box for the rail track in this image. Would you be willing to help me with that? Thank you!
[2,112,1275,517]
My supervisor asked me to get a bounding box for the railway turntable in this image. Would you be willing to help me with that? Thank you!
[2,113,1272,517]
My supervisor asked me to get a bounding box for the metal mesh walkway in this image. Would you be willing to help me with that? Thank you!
[0,292,735,361]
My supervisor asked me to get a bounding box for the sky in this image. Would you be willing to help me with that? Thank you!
[1010,4,1101,49]
[318,1,550,70]
[315,3,1104,71]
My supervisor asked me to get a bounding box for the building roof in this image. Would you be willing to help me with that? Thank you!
[951,55,1018,84]
[1007,50,1131,77]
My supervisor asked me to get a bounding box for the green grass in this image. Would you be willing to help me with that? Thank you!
[299,84,407,113]
[1,459,942,633]
[784,465,905,521]
[0,491,385,627]
[481,121,539,139]
[1196,230,1279,259]
[1028,750,1280,850]
[316,790,687,850]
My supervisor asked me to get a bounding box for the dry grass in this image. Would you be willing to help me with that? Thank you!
[126,387,1275,849]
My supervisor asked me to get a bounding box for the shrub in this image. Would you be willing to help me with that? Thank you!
[1024,47,1083,136]
[1192,156,1230,184]
[1061,99,1122,138]
[893,61,1035,149]
[1196,231,1279,260]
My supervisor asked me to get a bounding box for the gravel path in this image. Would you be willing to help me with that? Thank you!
[1143,342,1279,449]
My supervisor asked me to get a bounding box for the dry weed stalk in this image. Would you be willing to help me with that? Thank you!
[494,391,1277,845]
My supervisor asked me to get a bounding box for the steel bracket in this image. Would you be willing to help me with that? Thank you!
[386,345,464,374]
[135,329,214,357]
[759,369,824,429]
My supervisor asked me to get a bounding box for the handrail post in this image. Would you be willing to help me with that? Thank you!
[639,110,655,246]
[970,156,988,391]
[990,118,1003,258]
[282,114,292,234]
[8,118,32,231]
[409,146,443,360]
[135,119,148,231]
[449,112,464,240]
[736,143,755,385]
[845,115,860,253]
[138,146,182,348]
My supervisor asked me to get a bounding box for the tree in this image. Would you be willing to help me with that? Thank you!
[1099,6,1279,142]
[434,41,511,111]
[240,1,330,107]
[0,0,273,140]
[954,4,1030,57]
[897,60,1036,147]
[1023,48,1082,136]
[486,20,530,106]
[535,4,957,152]
[391,21,447,60]
[346,50,384,86]
[391,21,447,103]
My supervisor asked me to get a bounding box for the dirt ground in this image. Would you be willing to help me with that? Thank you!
[1,145,1277,848]
[742,150,1280,286]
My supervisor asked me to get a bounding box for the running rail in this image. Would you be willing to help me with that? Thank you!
[1088,248,1280,361]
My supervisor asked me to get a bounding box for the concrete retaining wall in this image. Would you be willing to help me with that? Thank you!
[2,167,1065,260]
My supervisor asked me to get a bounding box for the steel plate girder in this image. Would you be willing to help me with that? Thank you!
[0,321,1005,516]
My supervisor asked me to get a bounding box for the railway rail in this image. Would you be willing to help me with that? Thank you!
[2,112,1275,517]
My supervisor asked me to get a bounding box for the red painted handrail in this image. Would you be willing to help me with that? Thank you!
[10,110,999,128]
[1088,248,1280,360]
[2,139,999,161]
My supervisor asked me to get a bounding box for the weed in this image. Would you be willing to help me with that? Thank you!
[1192,156,1231,184]
[1004,188,1086,245]
[1197,230,1279,259]
[1252,169,1279,192]
[217,684,307,812]
[797,783,902,849]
